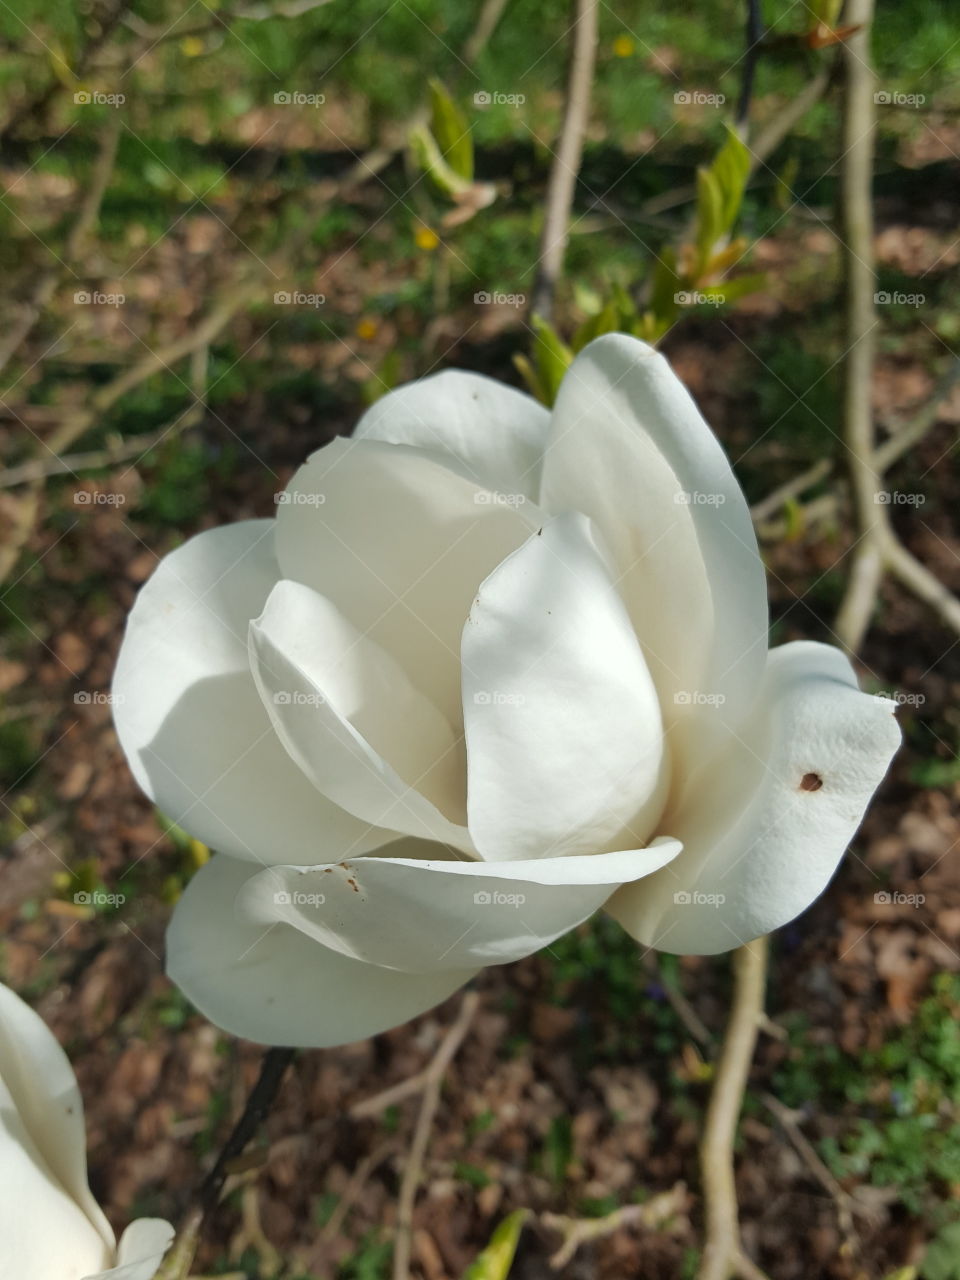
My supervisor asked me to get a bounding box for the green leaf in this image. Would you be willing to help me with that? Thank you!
[409,123,473,200]
[711,128,751,236]
[922,1221,960,1280]
[461,1209,529,1280]
[572,299,622,351]
[512,352,548,405]
[695,167,724,267]
[429,78,473,182]
[646,248,682,331]
[702,273,766,304]
[530,315,574,406]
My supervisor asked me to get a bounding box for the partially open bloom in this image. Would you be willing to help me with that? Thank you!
[0,982,173,1279]
[113,334,899,1047]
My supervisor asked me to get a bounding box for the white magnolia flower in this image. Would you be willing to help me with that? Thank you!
[113,334,899,1048]
[0,982,173,1279]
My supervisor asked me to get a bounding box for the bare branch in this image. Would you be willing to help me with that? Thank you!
[392,992,480,1280]
[530,0,599,320]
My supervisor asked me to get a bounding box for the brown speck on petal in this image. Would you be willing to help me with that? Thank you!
[800,772,823,792]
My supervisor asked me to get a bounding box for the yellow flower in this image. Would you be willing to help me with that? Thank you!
[612,34,635,58]
[356,318,378,341]
[414,225,440,251]
[180,35,206,57]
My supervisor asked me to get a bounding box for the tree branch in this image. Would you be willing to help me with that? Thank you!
[392,992,480,1280]
[695,937,770,1280]
[530,0,599,320]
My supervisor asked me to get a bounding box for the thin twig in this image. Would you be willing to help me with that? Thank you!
[542,1183,689,1270]
[392,992,480,1280]
[530,0,599,320]
[760,1093,857,1245]
[873,356,960,472]
[199,1047,295,1216]
[736,0,766,128]
[462,0,511,63]
[749,458,833,523]
[695,937,770,1280]
[0,115,121,379]
[833,0,884,658]
[748,67,833,165]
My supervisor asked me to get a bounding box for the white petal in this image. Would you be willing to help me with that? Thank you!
[0,982,113,1245]
[274,438,537,721]
[84,1220,174,1280]
[541,334,768,782]
[249,581,472,851]
[609,642,901,954]
[353,368,549,499]
[113,522,387,866]
[237,836,682,972]
[166,854,477,1048]
[461,513,669,861]
[0,983,114,1280]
